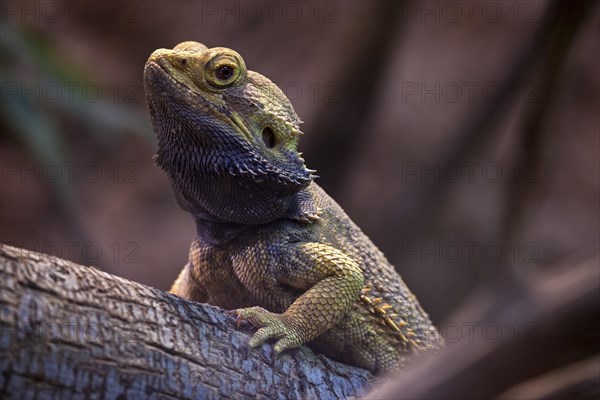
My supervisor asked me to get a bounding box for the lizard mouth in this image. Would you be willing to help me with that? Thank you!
[144,60,197,97]
[144,60,254,142]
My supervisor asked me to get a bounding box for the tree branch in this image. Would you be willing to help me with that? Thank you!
[0,244,373,399]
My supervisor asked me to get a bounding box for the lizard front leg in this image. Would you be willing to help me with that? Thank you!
[235,242,364,354]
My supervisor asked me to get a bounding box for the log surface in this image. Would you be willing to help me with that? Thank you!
[0,244,373,400]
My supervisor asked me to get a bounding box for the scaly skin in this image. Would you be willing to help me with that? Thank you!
[143,41,442,375]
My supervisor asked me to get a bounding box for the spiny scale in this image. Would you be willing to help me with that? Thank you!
[358,286,417,349]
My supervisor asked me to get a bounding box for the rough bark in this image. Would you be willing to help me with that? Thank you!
[0,244,373,400]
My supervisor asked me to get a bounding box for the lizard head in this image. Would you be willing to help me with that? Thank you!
[144,41,318,227]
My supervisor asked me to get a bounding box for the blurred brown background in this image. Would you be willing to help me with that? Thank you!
[1,0,598,332]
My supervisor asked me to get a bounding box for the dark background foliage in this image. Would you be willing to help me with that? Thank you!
[1,0,598,373]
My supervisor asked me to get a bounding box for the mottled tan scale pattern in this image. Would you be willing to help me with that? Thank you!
[145,42,442,375]
[171,184,441,373]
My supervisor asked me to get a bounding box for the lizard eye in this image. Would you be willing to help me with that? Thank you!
[205,51,245,88]
[216,65,234,80]
[262,127,276,148]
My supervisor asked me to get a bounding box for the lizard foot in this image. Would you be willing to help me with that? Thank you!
[234,306,302,354]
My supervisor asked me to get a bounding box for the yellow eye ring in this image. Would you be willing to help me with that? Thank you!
[205,52,244,88]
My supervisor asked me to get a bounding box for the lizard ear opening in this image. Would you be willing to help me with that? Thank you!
[262,127,276,148]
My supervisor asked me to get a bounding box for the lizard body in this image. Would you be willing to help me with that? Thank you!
[144,41,441,375]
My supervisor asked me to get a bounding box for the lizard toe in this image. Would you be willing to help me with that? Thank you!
[235,306,302,352]
[273,334,302,354]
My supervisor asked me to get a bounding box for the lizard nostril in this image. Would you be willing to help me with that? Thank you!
[262,127,276,149]
[180,58,188,66]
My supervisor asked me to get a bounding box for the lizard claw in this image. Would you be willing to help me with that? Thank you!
[224,310,243,329]
[235,311,243,329]
[231,309,249,329]
[234,306,302,354]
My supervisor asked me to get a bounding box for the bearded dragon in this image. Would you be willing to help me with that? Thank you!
[143,41,441,375]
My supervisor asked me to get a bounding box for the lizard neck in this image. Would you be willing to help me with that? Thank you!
[193,218,250,246]
[190,184,320,246]
[156,137,318,225]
